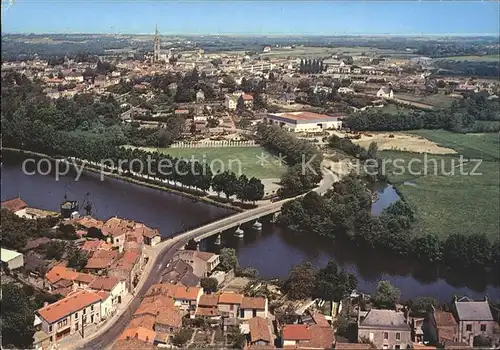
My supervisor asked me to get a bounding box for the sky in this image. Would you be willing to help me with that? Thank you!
[1,0,499,36]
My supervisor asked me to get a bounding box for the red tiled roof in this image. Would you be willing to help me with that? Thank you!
[174,285,200,300]
[45,266,79,284]
[282,324,312,341]
[74,217,105,229]
[129,315,156,330]
[311,312,330,327]
[196,306,220,317]
[241,93,254,100]
[37,290,101,324]
[74,273,96,284]
[89,276,120,291]
[218,293,243,305]
[249,316,272,343]
[242,296,266,310]
[435,311,458,327]
[96,290,110,301]
[119,327,156,344]
[199,294,219,307]
[85,250,118,270]
[155,307,182,328]
[1,197,28,212]
[134,295,175,317]
[82,240,112,252]
[310,325,334,349]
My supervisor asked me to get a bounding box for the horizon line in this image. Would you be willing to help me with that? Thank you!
[3,32,499,37]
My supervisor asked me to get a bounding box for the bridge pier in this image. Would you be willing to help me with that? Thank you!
[271,212,280,223]
[214,233,222,245]
[234,225,244,238]
[252,220,262,231]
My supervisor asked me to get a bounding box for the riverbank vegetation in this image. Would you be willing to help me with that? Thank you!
[279,175,499,274]
[256,124,323,197]
[283,260,357,303]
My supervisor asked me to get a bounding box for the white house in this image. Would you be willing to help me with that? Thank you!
[338,87,355,94]
[1,248,24,270]
[225,94,238,111]
[377,86,394,99]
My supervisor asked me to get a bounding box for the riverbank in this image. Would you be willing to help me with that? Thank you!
[2,148,243,214]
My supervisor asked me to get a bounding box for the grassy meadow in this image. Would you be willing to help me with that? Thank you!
[437,54,500,62]
[127,146,286,179]
[380,130,500,240]
[395,93,458,109]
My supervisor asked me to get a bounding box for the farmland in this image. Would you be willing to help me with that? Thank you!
[437,54,500,62]
[127,146,287,179]
[395,93,459,109]
[380,130,500,240]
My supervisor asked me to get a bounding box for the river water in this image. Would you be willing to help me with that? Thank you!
[2,160,498,301]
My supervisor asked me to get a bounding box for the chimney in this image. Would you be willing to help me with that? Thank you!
[43,302,49,307]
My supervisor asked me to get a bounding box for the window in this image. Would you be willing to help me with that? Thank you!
[91,305,94,311]
[481,324,486,332]
[75,313,78,319]
[230,304,234,311]
[253,309,257,317]
[466,324,472,332]
[91,315,94,323]
[395,346,400,350]
[49,325,53,333]
[396,332,401,340]
[75,323,79,331]
[384,332,389,340]
[83,309,86,315]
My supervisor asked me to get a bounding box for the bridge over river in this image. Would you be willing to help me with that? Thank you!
[166,167,336,244]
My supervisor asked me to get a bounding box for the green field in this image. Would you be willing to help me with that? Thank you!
[377,104,415,115]
[128,146,286,179]
[437,54,500,62]
[395,93,458,109]
[380,130,500,240]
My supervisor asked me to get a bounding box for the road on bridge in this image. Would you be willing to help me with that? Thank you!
[80,168,336,349]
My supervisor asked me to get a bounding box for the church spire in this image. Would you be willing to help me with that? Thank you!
[153,24,160,63]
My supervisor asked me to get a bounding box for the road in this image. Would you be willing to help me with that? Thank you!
[81,167,336,349]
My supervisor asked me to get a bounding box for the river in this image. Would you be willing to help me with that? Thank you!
[2,159,499,301]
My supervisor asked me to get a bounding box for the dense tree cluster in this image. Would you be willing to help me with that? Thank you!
[279,175,499,272]
[283,260,357,302]
[1,72,265,201]
[299,59,326,74]
[256,124,323,197]
[1,284,36,349]
[345,93,500,133]
[0,209,60,251]
[212,171,264,203]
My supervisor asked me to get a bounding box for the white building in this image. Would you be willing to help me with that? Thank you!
[264,112,343,133]
[338,87,355,94]
[225,94,238,111]
[1,248,24,270]
[377,86,394,99]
